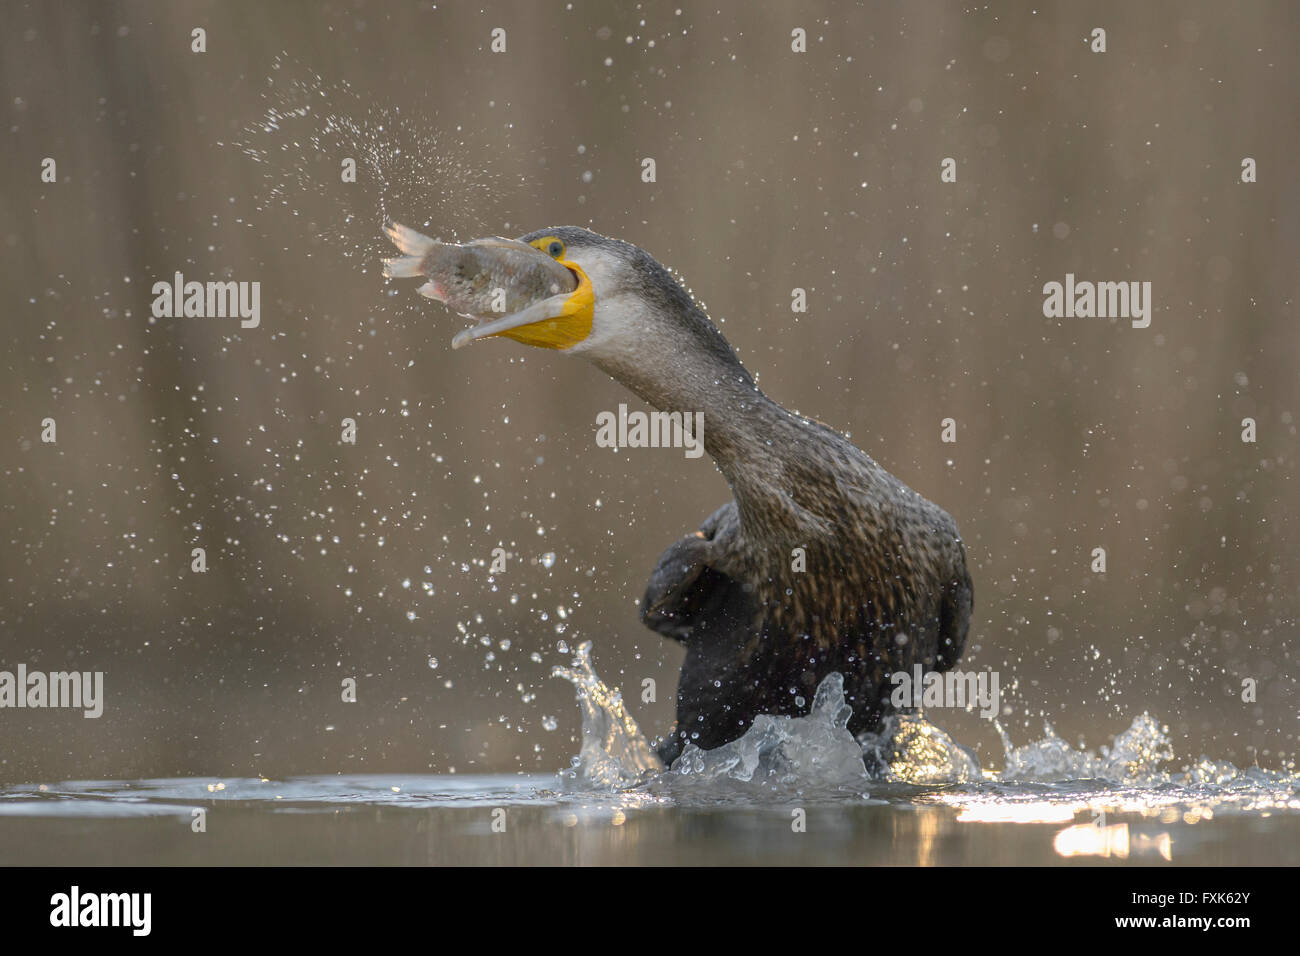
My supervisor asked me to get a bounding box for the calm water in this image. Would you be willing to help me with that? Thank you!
[1,646,1296,866]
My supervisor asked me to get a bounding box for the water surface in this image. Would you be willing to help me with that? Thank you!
[2,645,1295,866]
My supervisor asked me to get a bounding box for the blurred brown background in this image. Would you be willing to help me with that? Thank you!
[1,0,1296,784]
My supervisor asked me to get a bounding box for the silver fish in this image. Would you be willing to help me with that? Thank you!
[382,221,576,318]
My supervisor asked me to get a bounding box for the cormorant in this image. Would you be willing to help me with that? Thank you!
[396,225,974,766]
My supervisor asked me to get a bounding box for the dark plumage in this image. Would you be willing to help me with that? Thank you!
[640,413,973,766]
[511,228,974,765]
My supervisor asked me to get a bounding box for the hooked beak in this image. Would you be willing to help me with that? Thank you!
[451,261,595,351]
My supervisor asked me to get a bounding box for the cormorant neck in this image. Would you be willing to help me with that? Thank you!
[589,331,823,540]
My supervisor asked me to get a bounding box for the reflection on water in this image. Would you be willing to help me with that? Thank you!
[1053,823,1174,861]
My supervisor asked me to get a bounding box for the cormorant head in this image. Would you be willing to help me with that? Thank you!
[453,227,740,374]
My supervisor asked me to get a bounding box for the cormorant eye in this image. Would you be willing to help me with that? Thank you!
[547,240,564,258]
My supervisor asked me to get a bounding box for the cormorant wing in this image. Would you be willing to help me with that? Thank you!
[934,563,975,672]
[640,502,745,644]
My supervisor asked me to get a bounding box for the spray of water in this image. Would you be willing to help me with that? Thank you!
[551,642,663,788]
[553,640,1300,815]
[224,54,507,268]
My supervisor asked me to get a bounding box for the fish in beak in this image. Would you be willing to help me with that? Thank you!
[382,221,595,350]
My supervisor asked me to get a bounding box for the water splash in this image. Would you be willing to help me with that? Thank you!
[670,673,871,793]
[988,713,1175,783]
[552,641,1299,813]
[551,641,663,789]
[861,712,982,784]
[552,646,870,797]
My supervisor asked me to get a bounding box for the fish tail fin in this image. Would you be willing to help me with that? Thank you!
[382,220,436,278]
[382,255,425,279]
